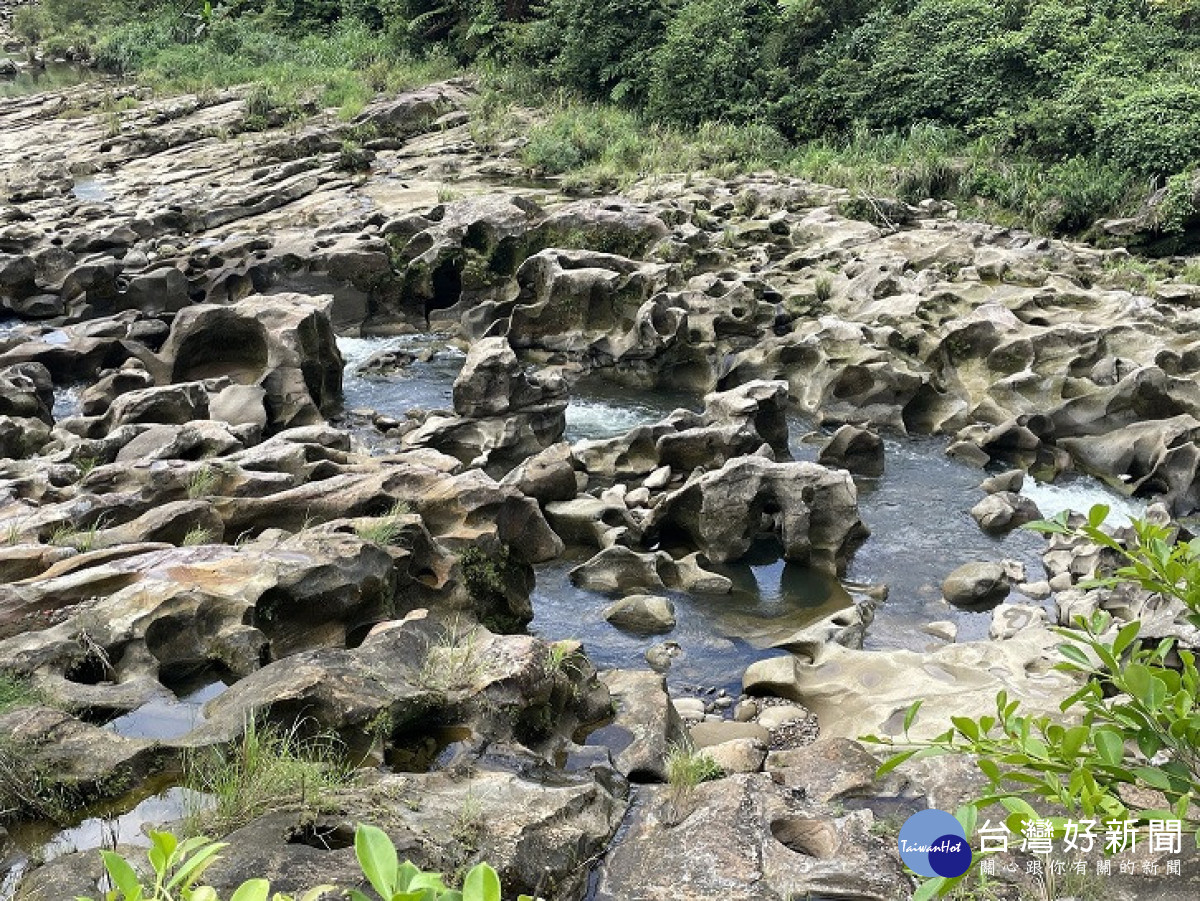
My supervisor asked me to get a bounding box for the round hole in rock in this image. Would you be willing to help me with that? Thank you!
[770,817,840,859]
[286,821,356,851]
[65,650,111,685]
[171,313,269,384]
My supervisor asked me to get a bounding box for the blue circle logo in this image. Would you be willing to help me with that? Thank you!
[898,810,971,877]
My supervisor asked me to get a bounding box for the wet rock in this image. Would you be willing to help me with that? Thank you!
[600,669,687,782]
[650,456,868,572]
[970,491,1041,534]
[602,594,676,635]
[817,424,884,476]
[942,561,1010,609]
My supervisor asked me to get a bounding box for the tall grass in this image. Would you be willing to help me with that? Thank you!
[182,717,354,837]
[121,18,457,114]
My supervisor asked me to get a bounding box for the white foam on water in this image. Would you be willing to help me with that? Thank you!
[1022,477,1147,527]
[336,335,402,370]
[52,386,81,421]
[564,398,665,441]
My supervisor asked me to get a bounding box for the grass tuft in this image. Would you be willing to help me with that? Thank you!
[354,500,413,546]
[183,716,354,838]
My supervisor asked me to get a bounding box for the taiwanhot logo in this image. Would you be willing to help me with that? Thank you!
[897,809,972,878]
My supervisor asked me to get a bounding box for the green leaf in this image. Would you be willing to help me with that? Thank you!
[462,864,501,901]
[355,824,398,900]
[1057,642,1092,668]
[229,880,271,901]
[904,699,923,734]
[148,831,177,875]
[954,804,977,839]
[875,748,919,777]
[99,851,143,901]
[910,876,946,901]
[1111,621,1141,657]
[1133,766,1174,791]
[951,717,980,741]
[166,842,226,891]
[395,861,422,893]
[1087,504,1110,528]
[1094,728,1124,766]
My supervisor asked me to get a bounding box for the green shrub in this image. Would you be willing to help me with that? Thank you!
[866,505,1200,897]
[77,823,540,900]
[1097,82,1200,178]
[522,0,673,106]
[645,0,776,126]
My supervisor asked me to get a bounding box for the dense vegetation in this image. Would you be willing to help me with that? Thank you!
[14,0,1200,239]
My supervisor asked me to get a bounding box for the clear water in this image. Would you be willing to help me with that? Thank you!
[105,680,227,740]
[530,547,832,696]
[338,334,462,416]
[52,386,82,421]
[71,177,113,202]
[2,784,211,900]
[0,59,94,99]
[337,339,1144,682]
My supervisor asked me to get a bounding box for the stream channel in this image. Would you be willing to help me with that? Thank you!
[0,331,1146,890]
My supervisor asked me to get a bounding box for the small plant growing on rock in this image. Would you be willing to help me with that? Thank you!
[814,275,833,303]
[417,620,486,693]
[183,717,354,838]
[665,743,723,792]
[186,466,219,500]
[459,546,515,608]
[48,516,107,552]
[355,500,413,547]
[182,526,212,547]
[662,742,723,826]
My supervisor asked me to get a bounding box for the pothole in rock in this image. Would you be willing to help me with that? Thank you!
[286,820,356,851]
[770,816,840,859]
[385,725,474,773]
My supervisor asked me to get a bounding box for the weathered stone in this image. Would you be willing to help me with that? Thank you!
[942,561,1010,610]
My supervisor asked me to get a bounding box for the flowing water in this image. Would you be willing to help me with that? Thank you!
[336,337,1142,689]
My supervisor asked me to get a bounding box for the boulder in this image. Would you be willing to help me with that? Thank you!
[970,491,1041,534]
[152,294,342,432]
[602,595,677,635]
[451,336,565,418]
[942,561,1010,610]
[599,669,688,782]
[741,621,1077,742]
[817,424,885,476]
[650,457,868,573]
[592,774,909,901]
